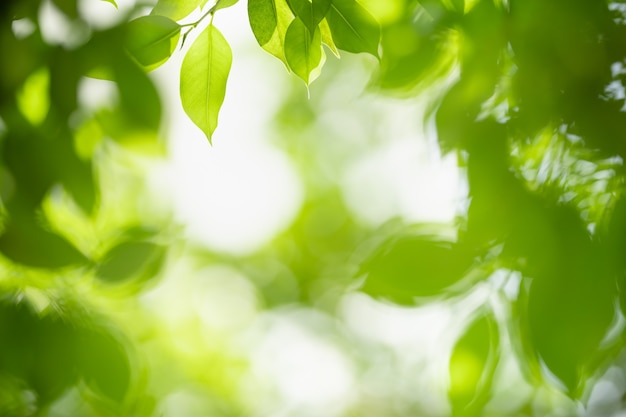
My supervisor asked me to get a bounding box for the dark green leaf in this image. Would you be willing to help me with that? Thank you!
[284,17,323,85]
[78,329,131,403]
[124,15,181,72]
[96,241,165,284]
[286,0,331,34]
[326,0,379,56]
[180,24,232,143]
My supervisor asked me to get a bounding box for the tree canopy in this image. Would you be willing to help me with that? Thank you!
[2,0,626,416]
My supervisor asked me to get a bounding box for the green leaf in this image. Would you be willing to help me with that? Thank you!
[249,0,294,68]
[213,0,240,11]
[180,24,232,143]
[101,0,117,8]
[51,0,78,18]
[320,17,339,57]
[527,245,616,397]
[449,313,499,416]
[360,235,474,305]
[124,15,181,72]
[0,213,87,269]
[284,17,323,85]
[78,329,131,403]
[16,68,49,126]
[326,0,380,56]
[151,0,201,21]
[286,0,331,34]
[248,0,279,46]
[96,241,165,284]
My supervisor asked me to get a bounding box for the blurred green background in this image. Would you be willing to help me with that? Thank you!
[2,0,626,416]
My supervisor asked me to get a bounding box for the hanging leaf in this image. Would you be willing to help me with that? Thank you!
[360,235,474,305]
[449,313,499,416]
[249,0,279,46]
[284,17,323,84]
[124,16,181,72]
[96,240,165,284]
[151,0,202,21]
[326,0,380,57]
[286,0,331,34]
[320,17,339,57]
[101,0,117,8]
[249,0,294,68]
[180,24,232,143]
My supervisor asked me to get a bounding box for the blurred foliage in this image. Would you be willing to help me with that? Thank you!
[2,0,626,416]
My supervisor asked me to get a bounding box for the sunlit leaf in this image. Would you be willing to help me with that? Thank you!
[101,0,117,8]
[16,68,49,126]
[151,0,202,20]
[180,24,232,143]
[124,15,181,72]
[284,17,323,85]
[449,313,499,416]
[286,0,331,34]
[326,0,380,57]
[213,0,240,11]
[250,0,294,68]
[248,0,279,46]
[361,235,474,304]
[319,17,339,57]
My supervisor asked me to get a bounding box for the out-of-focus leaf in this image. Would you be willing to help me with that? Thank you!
[180,24,232,143]
[113,55,162,133]
[360,234,474,304]
[51,0,78,18]
[527,236,616,396]
[449,313,499,416]
[124,15,180,72]
[286,0,331,34]
[151,0,201,21]
[78,328,131,403]
[326,0,380,57]
[96,240,165,284]
[0,212,87,269]
[16,67,49,126]
[284,18,323,85]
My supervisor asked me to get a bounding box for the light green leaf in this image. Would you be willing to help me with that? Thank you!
[124,16,180,72]
[320,17,339,57]
[180,24,232,143]
[449,313,499,416]
[326,0,380,56]
[248,0,278,46]
[253,0,294,68]
[101,0,117,8]
[17,68,50,126]
[151,0,201,21]
[284,17,323,84]
[213,0,239,11]
[286,0,331,34]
